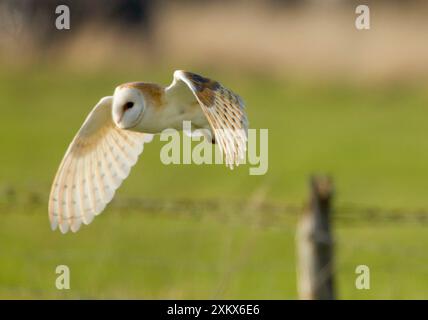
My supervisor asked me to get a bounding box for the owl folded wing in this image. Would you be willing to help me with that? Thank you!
[167,70,249,168]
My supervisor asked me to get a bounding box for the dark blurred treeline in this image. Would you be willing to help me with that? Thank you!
[2,0,425,36]
[1,0,155,45]
[1,0,426,59]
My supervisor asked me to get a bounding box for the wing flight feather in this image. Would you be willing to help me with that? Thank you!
[168,70,248,168]
[48,97,153,233]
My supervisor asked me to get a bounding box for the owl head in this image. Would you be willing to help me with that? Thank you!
[112,85,146,129]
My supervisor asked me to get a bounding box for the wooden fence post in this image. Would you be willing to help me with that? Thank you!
[297,175,335,300]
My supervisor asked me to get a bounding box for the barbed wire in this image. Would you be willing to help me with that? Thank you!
[1,187,428,227]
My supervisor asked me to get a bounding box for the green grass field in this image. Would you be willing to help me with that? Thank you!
[1,66,428,299]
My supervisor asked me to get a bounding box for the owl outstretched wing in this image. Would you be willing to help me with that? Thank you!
[167,70,248,168]
[48,96,153,233]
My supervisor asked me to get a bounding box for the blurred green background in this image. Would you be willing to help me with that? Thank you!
[1,0,428,299]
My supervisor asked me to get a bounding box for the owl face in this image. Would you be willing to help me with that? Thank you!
[112,86,145,129]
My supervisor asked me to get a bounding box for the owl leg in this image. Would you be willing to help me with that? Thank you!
[201,127,215,144]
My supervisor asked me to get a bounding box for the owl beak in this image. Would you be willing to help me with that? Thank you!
[117,112,124,125]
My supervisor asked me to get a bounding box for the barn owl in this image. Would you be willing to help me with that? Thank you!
[49,70,248,233]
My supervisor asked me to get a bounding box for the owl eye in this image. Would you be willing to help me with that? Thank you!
[123,102,134,111]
